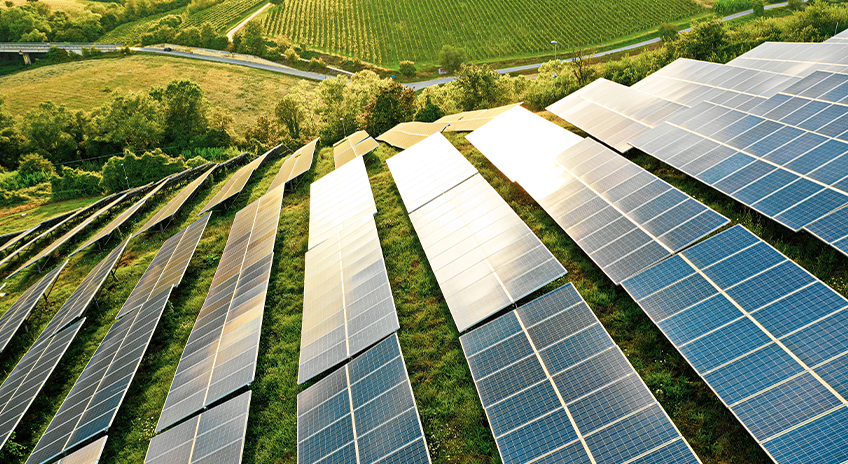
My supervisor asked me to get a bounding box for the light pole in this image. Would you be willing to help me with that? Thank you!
[121,163,129,190]
[551,40,558,62]
[340,117,347,137]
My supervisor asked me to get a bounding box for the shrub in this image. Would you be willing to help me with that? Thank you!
[100,149,187,194]
[18,153,55,178]
[308,57,327,70]
[788,0,803,11]
[186,155,208,168]
[51,167,103,201]
[438,45,468,73]
[399,60,416,77]
[713,0,755,16]
[284,46,300,63]
[659,23,679,42]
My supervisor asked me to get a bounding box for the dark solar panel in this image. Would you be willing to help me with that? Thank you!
[297,334,431,464]
[25,288,171,464]
[460,283,701,464]
[145,391,251,464]
[298,217,400,384]
[0,319,84,449]
[200,153,269,215]
[117,214,210,319]
[622,225,848,464]
[0,260,66,353]
[136,165,218,236]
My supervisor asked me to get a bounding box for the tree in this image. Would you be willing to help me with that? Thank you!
[18,153,54,177]
[175,26,202,47]
[100,149,187,193]
[415,96,444,122]
[361,80,416,136]
[570,50,596,86]
[753,0,765,17]
[453,64,511,111]
[275,94,306,140]
[439,44,467,73]
[238,21,266,57]
[658,23,678,42]
[669,19,725,61]
[94,91,164,150]
[399,60,416,77]
[0,96,24,170]
[155,79,209,146]
[788,0,803,10]
[20,102,83,164]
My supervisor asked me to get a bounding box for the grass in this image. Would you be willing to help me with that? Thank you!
[0,197,100,236]
[0,108,846,464]
[257,0,704,65]
[0,54,311,129]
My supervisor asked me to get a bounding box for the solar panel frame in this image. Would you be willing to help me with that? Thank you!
[308,156,377,250]
[55,435,107,464]
[0,260,66,353]
[459,283,702,464]
[297,334,431,464]
[333,132,379,169]
[199,152,270,215]
[376,121,451,149]
[267,138,319,193]
[439,103,523,132]
[135,164,218,236]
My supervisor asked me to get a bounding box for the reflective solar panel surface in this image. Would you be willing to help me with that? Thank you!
[56,435,107,464]
[547,78,689,152]
[136,165,217,235]
[309,156,377,250]
[727,42,848,78]
[376,121,450,149]
[460,283,701,464]
[268,138,319,192]
[118,214,210,319]
[386,133,478,213]
[72,178,169,256]
[622,225,848,464]
[297,334,431,464]
[0,206,84,255]
[409,174,566,332]
[334,131,379,168]
[299,216,399,384]
[200,152,269,215]
[0,319,83,450]
[157,187,284,431]
[438,103,523,132]
[146,391,250,464]
[26,288,171,464]
[0,260,66,353]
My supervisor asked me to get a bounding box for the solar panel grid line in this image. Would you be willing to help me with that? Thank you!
[199,152,269,215]
[136,165,218,236]
[0,226,39,256]
[55,435,107,464]
[0,260,67,353]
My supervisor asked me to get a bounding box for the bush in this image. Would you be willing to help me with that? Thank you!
[713,0,756,16]
[100,149,188,194]
[659,23,679,42]
[186,155,208,168]
[284,46,301,63]
[308,57,327,70]
[439,45,468,73]
[788,0,803,11]
[51,167,103,201]
[753,0,765,17]
[18,153,55,178]
[399,60,416,77]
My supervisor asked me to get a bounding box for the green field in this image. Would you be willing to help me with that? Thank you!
[259,0,704,64]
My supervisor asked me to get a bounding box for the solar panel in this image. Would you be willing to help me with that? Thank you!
[200,152,270,215]
[0,319,84,449]
[298,216,400,384]
[136,164,218,235]
[376,121,451,149]
[8,192,134,278]
[71,179,169,256]
[825,28,848,43]
[0,260,66,353]
[333,131,379,169]
[117,214,210,320]
[409,173,566,332]
[0,206,84,255]
[308,156,377,250]
[297,334,431,464]
[37,238,130,346]
[156,186,285,431]
[55,435,106,464]
[621,224,848,464]
[268,138,319,193]
[727,42,848,77]
[25,287,171,464]
[460,283,702,464]
[468,109,727,284]
[146,391,250,464]
[437,103,523,132]
[385,133,478,213]
[547,78,689,152]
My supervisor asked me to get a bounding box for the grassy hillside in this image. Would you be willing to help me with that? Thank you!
[0,54,311,129]
[0,197,101,235]
[258,0,704,64]
[0,110,844,463]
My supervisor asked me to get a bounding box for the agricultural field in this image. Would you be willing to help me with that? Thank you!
[181,0,267,31]
[97,7,189,45]
[258,0,704,64]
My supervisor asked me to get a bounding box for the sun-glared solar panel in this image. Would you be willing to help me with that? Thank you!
[117,214,210,319]
[308,156,377,250]
[72,179,169,256]
[0,319,84,450]
[298,216,399,384]
[157,187,284,431]
[825,28,848,43]
[200,152,269,215]
[460,283,702,464]
[439,103,523,132]
[297,334,431,464]
[727,42,848,77]
[36,238,130,346]
[622,224,848,464]
[25,288,171,464]
[334,134,379,169]
[136,165,218,236]
[386,133,478,213]
[547,78,689,152]
[376,121,451,149]
[8,192,133,278]
[0,260,66,353]
[268,138,319,193]
[56,436,107,464]
[146,391,250,464]
[409,173,566,332]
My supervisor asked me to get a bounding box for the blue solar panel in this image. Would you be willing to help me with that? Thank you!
[459,284,701,464]
[622,225,848,463]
